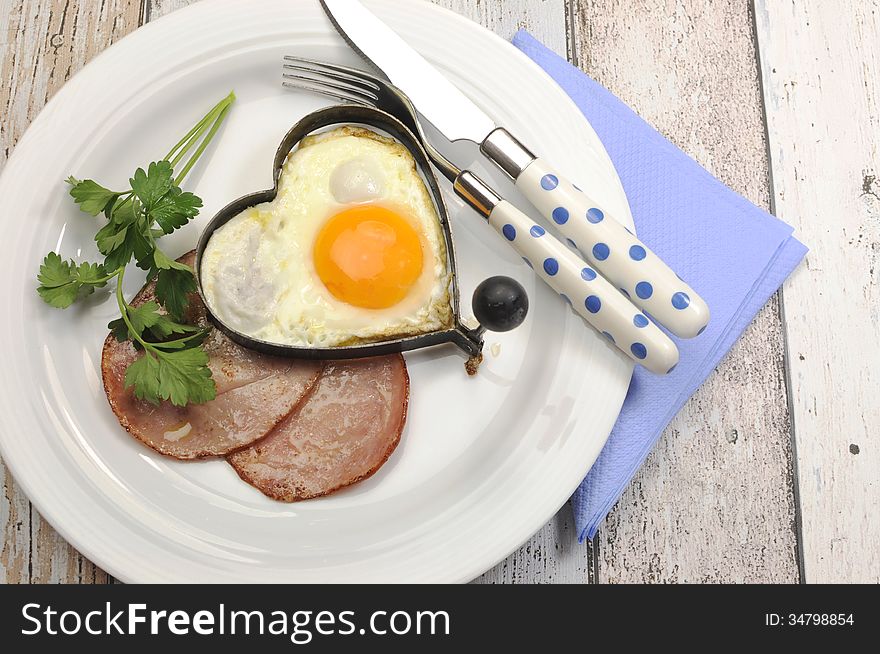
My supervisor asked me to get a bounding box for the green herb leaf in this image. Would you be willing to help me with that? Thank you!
[150,186,202,235]
[111,300,202,343]
[37,252,79,288]
[37,284,82,309]
[130,161,173,211]
[110,197,138,226]
[156,347,215,406]
[67,178,121,216]
[75,261,109,286]
[101,239,133,271]
[125,300,164,334]
[37,253,108,308]
[101,218,153,271]
[43,92,237,406]
[148,318,203,341]
[125,347,215,407]
[149,329,209,350]
[153,248,193,272]
[155,265,198,320]
[108,317,130,343]
[131,219,156,271]
[124,352,162,404]
[132,300,201,337]
[95,222,128,255]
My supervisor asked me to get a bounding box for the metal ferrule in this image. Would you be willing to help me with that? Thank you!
[454,171,502,218]
[480,128,537,180]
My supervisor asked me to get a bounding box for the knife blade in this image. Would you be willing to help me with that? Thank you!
[320,0,496,144]
[320,0,711,340]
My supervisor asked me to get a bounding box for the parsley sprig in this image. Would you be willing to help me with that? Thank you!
[37,92,236,407]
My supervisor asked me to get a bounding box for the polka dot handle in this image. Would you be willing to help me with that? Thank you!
[488,200,679,374]
[517,160,711,339]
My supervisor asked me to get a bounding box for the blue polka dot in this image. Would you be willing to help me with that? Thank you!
[522,257,533,269]
[581,267,597,281]
[502,224,516,241]
[541,174,559,191]
[697,325,707,336]
[672,292,691,310]
[629,245,647,261]
[620,287,630,298]
[667,364,677,374]
[602,331,615,343]
[631,342,647,360]
[635,281,654,299]
[543,258,559,276]
[585,295,602,314]
[552,207,569,225]
[560,294,572,306]
[530,225,546,238]
[633,314,649,328]
[567,238,578,249]
[586,208,604,224]
[593,243,610,261]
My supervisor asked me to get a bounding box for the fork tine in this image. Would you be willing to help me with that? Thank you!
[281,80,373,107]
[282,62,380,93]
[281,69,379,102]
[282,72,378,105]
[282,56,381,90]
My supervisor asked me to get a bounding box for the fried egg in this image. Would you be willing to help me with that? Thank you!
[200,126,453,348]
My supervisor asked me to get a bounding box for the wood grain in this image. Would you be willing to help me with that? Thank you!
[0,466,28,584]
[572,0,800,582]
[754,0,880,583]
[434,0,569,57]
[149,0,571,54]
[0,0,143,584]
[475,503,597,584]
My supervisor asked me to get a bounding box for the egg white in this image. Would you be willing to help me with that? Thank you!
[201,126,453,348]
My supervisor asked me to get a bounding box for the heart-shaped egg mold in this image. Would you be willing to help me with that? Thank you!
[196,105,504,360]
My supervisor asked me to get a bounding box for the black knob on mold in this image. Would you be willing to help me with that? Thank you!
[472,276,529,333]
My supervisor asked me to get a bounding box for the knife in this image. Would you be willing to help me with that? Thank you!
[281,57,679,374]
[459,171,679,374]
[320,0,710,339]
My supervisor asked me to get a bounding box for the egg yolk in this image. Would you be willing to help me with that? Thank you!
[313,205,424,309]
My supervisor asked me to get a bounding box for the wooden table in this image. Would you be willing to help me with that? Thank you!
[1,0,877,584]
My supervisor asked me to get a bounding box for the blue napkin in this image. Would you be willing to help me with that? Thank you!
[512,31,808,541]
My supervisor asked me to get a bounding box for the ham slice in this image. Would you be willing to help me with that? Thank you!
[228,356,409,501]
[101,251,322,459]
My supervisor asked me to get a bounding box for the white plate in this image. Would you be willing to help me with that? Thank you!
[0,0,633,583]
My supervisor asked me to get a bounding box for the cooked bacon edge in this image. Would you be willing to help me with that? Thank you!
[227,355,409,501]
[101,251,322,459]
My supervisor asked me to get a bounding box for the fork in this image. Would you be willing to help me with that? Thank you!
[281,57,679,375]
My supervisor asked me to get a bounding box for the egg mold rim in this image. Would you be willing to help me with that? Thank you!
[195,104,493,360]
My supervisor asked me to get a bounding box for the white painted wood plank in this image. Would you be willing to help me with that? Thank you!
[434,0,568,57]
[572,0,799,582]
[148,0,570,57]
[0,0,142,584]
[0,466,29,583]
[754,0,880,583]
[474,503,595,584]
